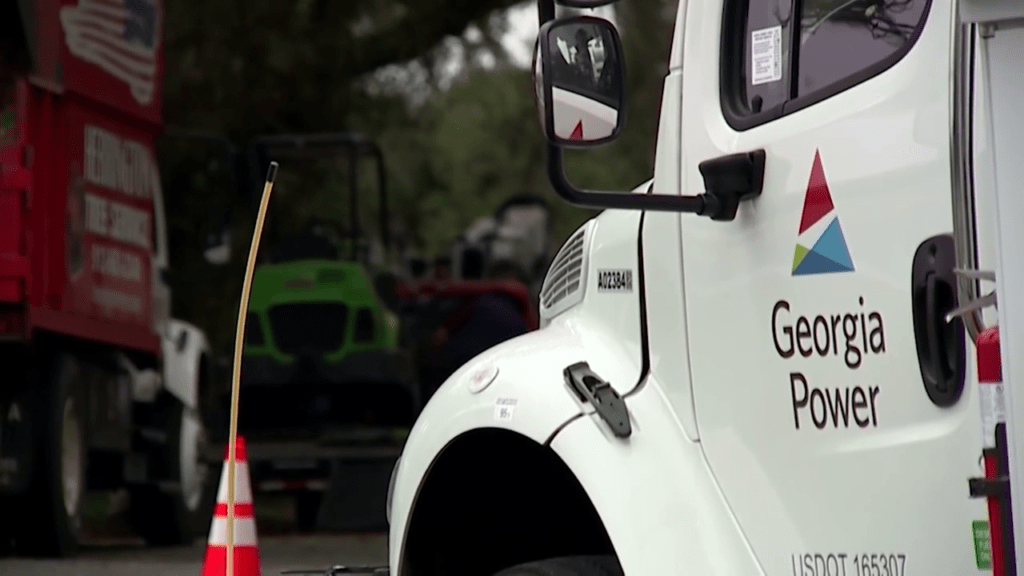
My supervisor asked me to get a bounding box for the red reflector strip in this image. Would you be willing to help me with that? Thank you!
[985,452,1006,576]
[978,327,1002,383]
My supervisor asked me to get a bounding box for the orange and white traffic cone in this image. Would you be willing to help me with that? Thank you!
[201,436,261,576]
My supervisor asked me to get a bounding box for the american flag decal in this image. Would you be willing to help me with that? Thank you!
[60,0,161,105]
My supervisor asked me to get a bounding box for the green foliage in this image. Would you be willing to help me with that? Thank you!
[160,0,676,357]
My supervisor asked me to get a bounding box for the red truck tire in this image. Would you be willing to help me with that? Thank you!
[15,353,88,557]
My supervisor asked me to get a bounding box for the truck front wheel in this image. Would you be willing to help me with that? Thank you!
[129,396,213,546]
[493,556,623,576]
[16,354,87,557]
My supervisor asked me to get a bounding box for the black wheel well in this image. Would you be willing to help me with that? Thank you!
[400,428,616,576]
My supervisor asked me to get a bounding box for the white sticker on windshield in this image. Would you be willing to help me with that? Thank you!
[751,25,783,86]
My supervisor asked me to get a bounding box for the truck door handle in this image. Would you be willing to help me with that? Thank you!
[924,273,946,390]
[911,234,966,407]
[563,362,631,438]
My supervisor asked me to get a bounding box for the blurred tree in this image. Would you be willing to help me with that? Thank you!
[162,0,524,136]
[160,0,676,357]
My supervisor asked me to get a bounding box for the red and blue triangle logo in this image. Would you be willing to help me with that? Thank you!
[792,150,854,276]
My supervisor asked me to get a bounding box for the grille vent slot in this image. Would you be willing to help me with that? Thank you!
[540,228,586,311]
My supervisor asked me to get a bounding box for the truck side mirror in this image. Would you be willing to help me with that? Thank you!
[534,16,625,147]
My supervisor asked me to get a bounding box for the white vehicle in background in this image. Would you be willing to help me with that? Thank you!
[451,195,554,292]
[379,0,1024,575]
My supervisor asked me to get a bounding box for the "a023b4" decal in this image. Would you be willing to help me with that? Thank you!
[597,269,633,293]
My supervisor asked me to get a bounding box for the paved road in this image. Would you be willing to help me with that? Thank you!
[0,533,389,576]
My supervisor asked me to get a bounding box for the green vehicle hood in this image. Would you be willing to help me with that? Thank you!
[243,259,400,362]
[248,259,378,309]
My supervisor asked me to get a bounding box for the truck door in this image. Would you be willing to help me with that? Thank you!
[676,0,985,574]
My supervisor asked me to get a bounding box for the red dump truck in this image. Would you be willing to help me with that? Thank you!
[0,0,219,557]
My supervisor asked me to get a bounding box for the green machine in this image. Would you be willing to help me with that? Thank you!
[237,133,419,438]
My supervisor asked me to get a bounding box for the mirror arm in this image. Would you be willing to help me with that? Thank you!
[546,144,705,212]
[546,144,766,220]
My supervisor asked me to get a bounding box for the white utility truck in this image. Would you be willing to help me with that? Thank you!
[380,0,1024,574]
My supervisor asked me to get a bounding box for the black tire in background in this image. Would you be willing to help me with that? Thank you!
[492,556,624,576]
[15,353,87,557]
[129,395,216,546]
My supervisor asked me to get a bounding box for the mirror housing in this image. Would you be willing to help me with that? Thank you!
[534,16,625,147]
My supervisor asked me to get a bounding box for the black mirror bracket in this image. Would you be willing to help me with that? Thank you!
[697,149,766,221]
[546,144,765,221]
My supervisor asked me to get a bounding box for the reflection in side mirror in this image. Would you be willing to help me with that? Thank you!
[534,16,625,147]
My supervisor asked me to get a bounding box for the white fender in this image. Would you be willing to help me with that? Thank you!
[159,318,211,410]
[549,374,763,576]
[388,309,644,572]
[390,207,647,572]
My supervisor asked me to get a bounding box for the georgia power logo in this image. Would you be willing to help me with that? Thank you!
[60,0,161,106]
[791,150,855,276]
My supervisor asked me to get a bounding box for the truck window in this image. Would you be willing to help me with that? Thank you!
[797,0,931,97]
[722,0,932,128]
[741,0,794,114]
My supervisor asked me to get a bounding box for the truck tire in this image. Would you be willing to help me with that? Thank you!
[492,556,624,576]
[129,396,213,546]
[17,354,87,557]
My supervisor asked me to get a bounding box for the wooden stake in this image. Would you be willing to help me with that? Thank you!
[226,161,278,576]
